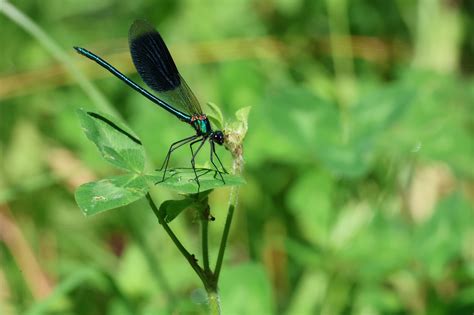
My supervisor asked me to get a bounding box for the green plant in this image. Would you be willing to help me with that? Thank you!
[74,106,249,314]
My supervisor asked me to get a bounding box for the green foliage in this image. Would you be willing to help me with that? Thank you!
[1,1,473,314]
[148,170,245,194]
[76,109,145,173]
[205,102,224,131]
[159,190,211,223]
[74,109,244,218]
[24,268,100,315]
[73,104,246,312]
[220,263,274,314]
[75,174,149,216]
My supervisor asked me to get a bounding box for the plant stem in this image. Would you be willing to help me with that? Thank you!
[214,161,243,281]
[202,208,210,272]
[145,193,207,284]
[214,203,235,281]
[207,289,221,315]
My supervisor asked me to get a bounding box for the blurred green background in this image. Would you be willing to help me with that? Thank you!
[1,0,473,314]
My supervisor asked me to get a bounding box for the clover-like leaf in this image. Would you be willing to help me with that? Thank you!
[159,190,212,223]
[75,174,149,216]
[77,109,145,172]
[159,199,195,223]
[147,168,245,194]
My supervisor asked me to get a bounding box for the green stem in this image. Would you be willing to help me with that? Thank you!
[202,208,210,272]
[0,1,117,116]
[214,203,235,281]
[207,289,221,315]
[214,159,242,281]
[145,193,207,284]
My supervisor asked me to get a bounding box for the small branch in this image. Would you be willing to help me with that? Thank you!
[145,193,207,284]
[214,203,235,281]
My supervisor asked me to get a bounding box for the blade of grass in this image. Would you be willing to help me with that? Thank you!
[0,0,116,116]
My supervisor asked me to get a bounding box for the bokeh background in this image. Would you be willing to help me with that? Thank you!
[1,0,473,314]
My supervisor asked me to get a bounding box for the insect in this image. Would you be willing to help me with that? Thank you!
[74,20,227,189]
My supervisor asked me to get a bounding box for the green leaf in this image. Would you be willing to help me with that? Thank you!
[147,168,245,194]
[287,169,334,246]
[264,87,330,151]
[159,191,211,223]
[225,106,251,137]
[351,81,416,140]
[159,199,195,223]
[414,193,473,279]
[75,174,149,216]
[235,106,251,124]
[76,109,145,172]
[224,106,252,153]
[206,102,224,130]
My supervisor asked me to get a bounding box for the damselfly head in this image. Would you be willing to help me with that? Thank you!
[211,131,224,145]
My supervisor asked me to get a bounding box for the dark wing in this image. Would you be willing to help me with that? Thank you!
[129,20,202,115]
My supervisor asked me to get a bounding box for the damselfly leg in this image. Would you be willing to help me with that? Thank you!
[158,136,227,189]
[210,141,226,183]
[190,137,207,190]
[158,135,198,182]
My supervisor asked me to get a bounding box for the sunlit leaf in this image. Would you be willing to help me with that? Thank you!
[147,168,245,194]
[76,109,145,172]
[287,169,334,246]
[75,174,148,216]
